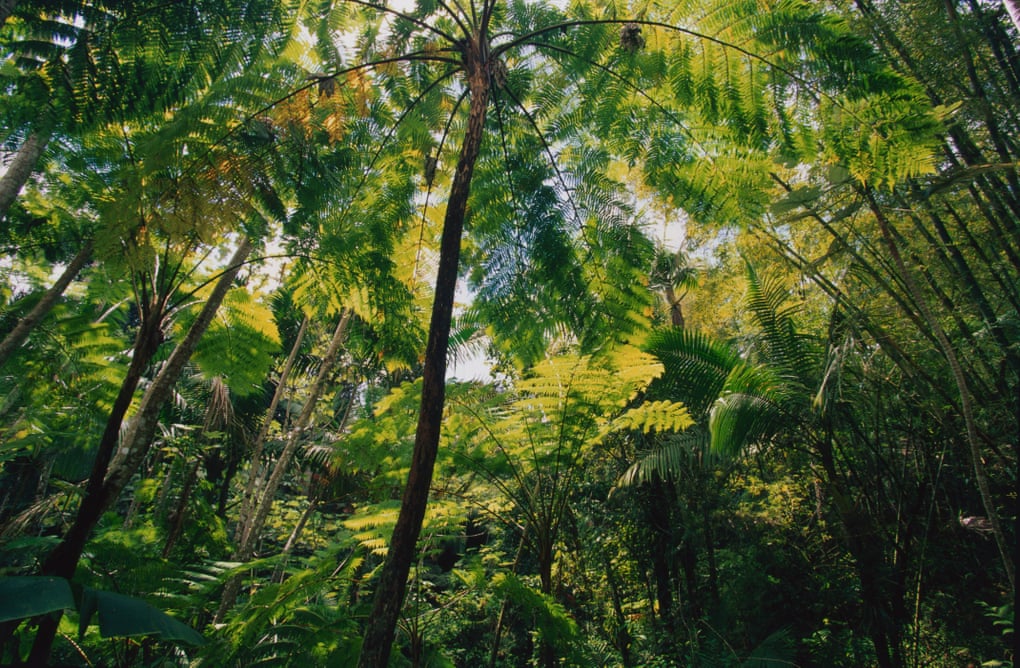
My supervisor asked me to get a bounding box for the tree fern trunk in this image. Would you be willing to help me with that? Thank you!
[357,41,491,668]
[0,238,93,368]
[0,131,47,221]
[30,237,253,663]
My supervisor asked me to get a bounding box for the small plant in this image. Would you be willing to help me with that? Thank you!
[978,600,1014,668]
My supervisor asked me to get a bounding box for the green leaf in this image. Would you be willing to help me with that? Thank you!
[0,578,203,645]
[0,576,75,622]
[86,589,206,645]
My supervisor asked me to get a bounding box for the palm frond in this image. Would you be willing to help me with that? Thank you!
[616,429,709,487]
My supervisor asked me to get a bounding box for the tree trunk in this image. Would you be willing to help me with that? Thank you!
[0,239,94,368]
[29,237,253,663]
[216,311,350,620]
[239,314,339,552]
[664,284,684,328]
[234,314,310,542]
[271,497,318,583]
[864,190,1015,596]
[162,460,201,558]
[645,480,674,624]
[357,41,491,668]
[0,131,48,221]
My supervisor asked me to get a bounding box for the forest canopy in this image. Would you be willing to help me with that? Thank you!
[0,0,1016,666]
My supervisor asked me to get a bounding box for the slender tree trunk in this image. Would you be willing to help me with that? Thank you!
[0,239,94,368]
[865,190,1015,596]
[271,497,318,583]
[235,314,310,543]
[216,311,350,621]
[664,284,684,328]
[536,533,557,668]
[29,237,253,663]
[645,480,674,624]
[244,310,349,549]
[162,460,200,558]
[357,42,491,668]
[0,131,48,220]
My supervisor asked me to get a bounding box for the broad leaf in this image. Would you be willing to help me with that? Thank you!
[0,576,74,622]
[82,589,206,645]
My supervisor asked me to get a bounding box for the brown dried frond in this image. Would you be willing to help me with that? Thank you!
[204,375,235,432]
[620,23,645,53]
[424,152,438,187]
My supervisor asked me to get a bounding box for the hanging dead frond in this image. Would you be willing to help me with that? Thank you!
[306,73,336,98]
[620,23,644,53]
[491,58,508,89]
[424,152,438,187]
[203,375,235,431]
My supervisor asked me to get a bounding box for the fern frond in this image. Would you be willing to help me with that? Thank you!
[610,399,693,436]
[616,429,708,488]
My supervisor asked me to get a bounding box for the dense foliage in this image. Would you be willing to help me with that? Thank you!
[0,0,1015,666]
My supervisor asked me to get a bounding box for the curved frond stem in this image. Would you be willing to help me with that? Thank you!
[502,18,908,133]
[164,252,265,312]
[333,64,459,243]
[452,446,533,527]
[480,0,497,43]
[524,39,708,155]
[186,52,457,179]
[496,83,584,231]
[501,18,820,99]
[164,240,217,313]
[518,410,548,513]
[491,91,525,246]
[159,240,195,312]
[452,399,535,511]
[433,0,474,38]
[549,366,584,493]
[341,0,460,44]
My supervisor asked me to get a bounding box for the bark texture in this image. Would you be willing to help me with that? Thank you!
[0,132,48,221]
[357,38,492,668]
[0,239,94,368]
